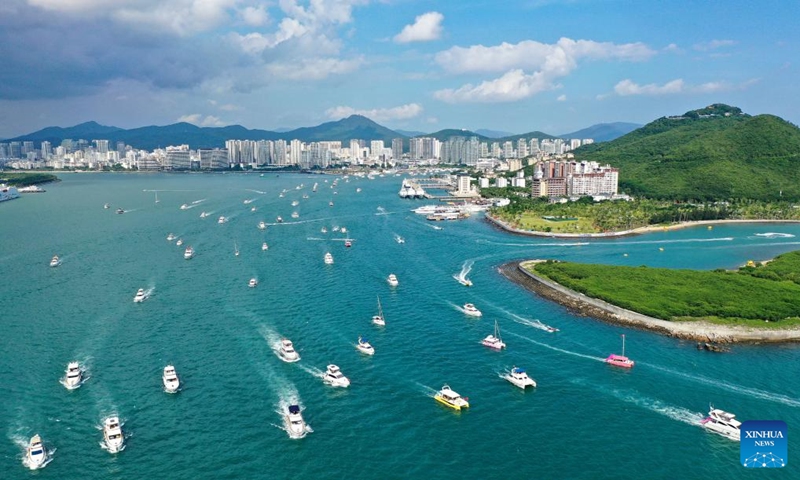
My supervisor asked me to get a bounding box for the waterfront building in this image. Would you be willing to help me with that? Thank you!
[392,138,403,161]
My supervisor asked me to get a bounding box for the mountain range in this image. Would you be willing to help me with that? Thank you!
[4,116,637,151]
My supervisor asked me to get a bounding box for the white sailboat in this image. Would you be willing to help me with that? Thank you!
[481,320,506,350]
[372,296,386,326]
[154,191,159,204]
[234,241,240,257]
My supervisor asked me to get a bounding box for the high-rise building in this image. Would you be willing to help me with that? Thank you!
[198,148,228,169]
[164,145,191,170]
[0,143,8,159]
[9,142,21,158]
[22,141,35,156]
[94,140,109,154]
[391,138,403,161]
[517,138,528,158]
[40,141,52,158]
[502,141,515,158]
[289,140,303,165]
[274,140,287,165]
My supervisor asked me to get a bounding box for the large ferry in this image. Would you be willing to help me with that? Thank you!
[0,184,20,202]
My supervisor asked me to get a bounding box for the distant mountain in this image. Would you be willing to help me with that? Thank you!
[498,131,557,143]
[575,104,800,200]
[475,129,514,138]
[424,129,490,142]
[394,129,426,137]
[560,122,641,142]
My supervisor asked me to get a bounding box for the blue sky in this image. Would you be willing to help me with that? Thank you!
[0,0,797,138]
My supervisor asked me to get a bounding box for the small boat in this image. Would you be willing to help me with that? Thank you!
[372,296,386,326]
[324,252,334,265]
[341,227,347,233]
[329,201,334,207]
[322,364,350,388]
[291,200,299,207]
[503,367,537,389]
[605,334,634,368]
[200,212,208,218]
[321,227,328,234]
[481,320,506,350]
[312,183,318,192]
[278,339,300,363]
[184,246,194,260]
[387,274,399,287]
[116,208,125,214]
[432,225,443,230]
[49,255,60,268]
[283,405,309,439]
[279,192,284,198]
[180,204,189,210]
[344,240,352,248]
[697,342,729,352]
[251,206,256,212]
[102,416,124,453]
[104,203,110,209]
[276,216,283,223]
[154,192,159,204]
[133,288,147,303]
[291,212,299,219]
[458,277,473,287]
[262,242,269,251]
[249,278,258,288]
[701,405,741,441]
[396,236,405,244]
[243,199,253,204]
[356,336,375,355]
[332,226,340,232]
[302,194,309,199]
[463,303,482,317]
[356,188,362,193]
[162,365,180,393]
[545,325,560,333]
[218,216,227,224]
[234,241,240,257]
[63,361,82,390]
[176,239,183,246]
[26,434,47,469]
[167,233,175,241]
[434,385,469,411]
[258,221,266,230]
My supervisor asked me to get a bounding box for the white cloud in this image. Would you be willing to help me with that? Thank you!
[663,43,681,53]
[435,69,557,103]
[611,78,758,96]
[219,103,241,111]
[266,56,364,80]
[325,103,423,122]
[178,113,203,123]
[557,94,567,101]
[240,5,268,26]
[177,113,225,126]
[394,11,443,43]
[693,39,736,51]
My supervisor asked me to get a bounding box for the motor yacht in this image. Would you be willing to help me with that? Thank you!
[387,274,399,287]
[102,416,124,453]
[116,208,125,214]
[162,365,180,393]
[321,227,328,234]
[356,336,375,355]
[344,240,352,248]
[291,200,299,207]
[302,194,309,199]
[200,212,208,218]
[251,206,257,212]
[277,339,300,363]
[176,239,183,247]
[26,434,47,469]
[322,364,350,388]
[104,203,110,209]
[218,216,227,224]
[262,242,269,251]
[434,385,470,411]
[49,255,60,268]
[341,227,347,233]
[133,288,148,303]
[396,236,405,244]
[462,303,482,317]
[283,405,309,439]
[63,361,82,389]
[291,211,299,219]
[482,320,506,350]
[701,406,741,441]
[356,188,362,193]
[276,216,283,223]
[503,367,537,389]
[180,204,189,210]
[324,252,334,265]
[258,221,267,230]
[184,246,194,259]
[249,278,258,288]
[329,201,334,207]
[167,233,175,241]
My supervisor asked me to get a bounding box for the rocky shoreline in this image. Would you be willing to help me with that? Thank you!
[499,260,800,344]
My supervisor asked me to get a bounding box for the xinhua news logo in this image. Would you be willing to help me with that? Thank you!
[741,420,787,468]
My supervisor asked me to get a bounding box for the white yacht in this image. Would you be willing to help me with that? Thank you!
[49,255,60,267]
[356,336,375,355]
[250,206,256,212]
[184,246,194,259]
[63,361,82,389]
[218,216,227,224]
[503,367,537,389]
[701,406,741,441]
[200,211,209,218]
[387,274,399,287]
[249,278,258,288]
[462,303,482,317]
[162,365,180,393]
[291,211,299,219]
[329,201,334,207]
[176,239,183,247]
[26,434,47,469]
[356,188,362,193]
[258,221,266,230]
[262,242,269,251]
[324,252,334,265]
[102,416,124,453]
[180,204,189,210]
[322,364,350,388]
[167,233,175,241]
[302,194,309,199]
[277,339,300,363]
[395,236,405,244]
[291,200,299,207]
[341,227,347,233]
[133,288,147,303]
[276,216,283,223]
[321,227,328,234]
[283,405,309,439]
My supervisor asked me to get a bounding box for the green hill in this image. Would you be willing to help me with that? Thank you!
[575,104,800,200]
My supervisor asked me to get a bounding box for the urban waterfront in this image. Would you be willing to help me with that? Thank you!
[2,172,800,479]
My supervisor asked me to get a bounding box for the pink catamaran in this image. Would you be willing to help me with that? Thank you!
[605,334,634,368]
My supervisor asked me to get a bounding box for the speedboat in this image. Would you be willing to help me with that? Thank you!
[262,242,268,251]
[218,216,227,224]
[387,274,399,287]
[434,385,470,411]
[200,211,208,218]
[133,288,147,303]
[276,216,283,223]
[291,200,299,207]
[341,227,347,233]
[545,325,560,333]
[104,203,110,209]
[167,233,175,241]
[279,192,284,198]
[283,405,309,439]
[322,364,350,388]
[116,208,125,214]
[605,334,634,368]
[49,255,60,267]
[701,405,741,441]
[324,252,334,265]
[396,236,405,244]
[251,206,256,212]
[176,238,183,246]
[277,339,300,363]
[63,361,82,389]
[344,240,352,248]
[249,278,258,288]
[180,204,189,210]
[356,336,375,355]
[243,199,253,204]
[463,303,482,317]
[184,246,194,259]
[291,211,299,219]
[458,277,473,287]
[482,320,506,350]
[163,365,180,393]
[329,201,334,207]
[356,188,362,193]
[102,416,124,453]
[302,194,309,199]
[258,221,266,230]
[503,367,537,389]
[321,227,328,234]
[26,434,47,469]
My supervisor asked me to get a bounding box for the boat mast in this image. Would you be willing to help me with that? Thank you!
[622,334,626,356]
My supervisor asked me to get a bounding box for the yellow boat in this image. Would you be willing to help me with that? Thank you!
[434,385,469,410]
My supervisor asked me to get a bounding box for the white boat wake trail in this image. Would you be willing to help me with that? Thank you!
[415,382,440,399]
[505,331,605,362]
[298,364,324,379]
[191,198,206,205]
[453,259,474,283]
[641,362,800,408]
[754,232,795,238]
[497,307,555,332]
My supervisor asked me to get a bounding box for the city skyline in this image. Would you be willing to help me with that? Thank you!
[0,0,797,139]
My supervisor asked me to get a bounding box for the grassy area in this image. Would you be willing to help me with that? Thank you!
[0,172,59,186]
[514,212,598,233]
[530,251,800,324]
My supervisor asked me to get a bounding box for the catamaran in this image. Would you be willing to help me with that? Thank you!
[481,320,506,350]
[434,385,470,411]
[605,334,634,368]
[503,367,537,389]
[372,296,386,326]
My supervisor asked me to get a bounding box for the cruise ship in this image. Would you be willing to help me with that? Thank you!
[0,184,20,202]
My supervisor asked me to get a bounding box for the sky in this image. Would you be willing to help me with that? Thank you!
[0,0,798,139]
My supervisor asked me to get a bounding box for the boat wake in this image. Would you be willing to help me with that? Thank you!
[755,232,795,238]
[453,259,474,285]
[476,240,589,247]
[505,331,605,362]
[614,237,734,246]
[503,310,558,333]
[246,189,266,195]
[297,364,324,379]
[191,198,206,205]
[415,382,441,399]
[376,206,386,215]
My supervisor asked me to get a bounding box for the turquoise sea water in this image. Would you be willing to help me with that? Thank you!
[2,172,800,479]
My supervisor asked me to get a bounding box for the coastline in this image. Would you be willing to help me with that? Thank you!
[485,212,800,239]
[500,260,800,344]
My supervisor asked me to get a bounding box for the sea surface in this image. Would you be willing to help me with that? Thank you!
[2,172,800,479]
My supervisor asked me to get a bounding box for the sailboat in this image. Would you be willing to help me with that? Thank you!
[234,240,240,257]
[481,320,506,350]
[154,191,159,204]
[372,296,386,326]
[605,334,634,368]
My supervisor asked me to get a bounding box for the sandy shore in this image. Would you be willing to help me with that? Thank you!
[486,213,800,239]
[500,260,800,344]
